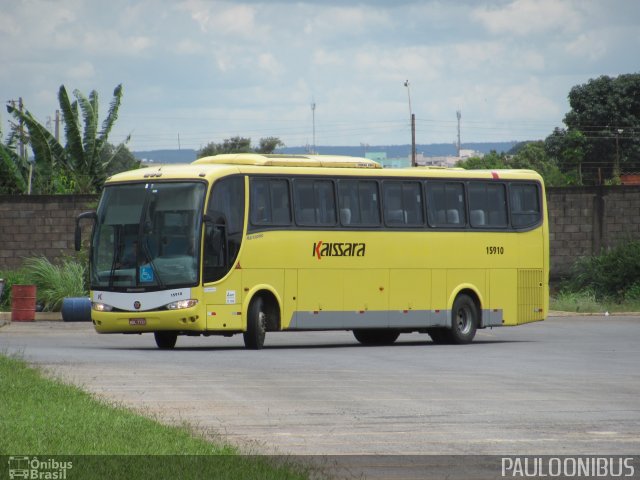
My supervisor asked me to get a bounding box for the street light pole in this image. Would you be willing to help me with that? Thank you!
[404,80,416,167]
[614,128,623,180]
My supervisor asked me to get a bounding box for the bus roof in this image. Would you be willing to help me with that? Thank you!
[193,153,383,169]
[105,154,543,184]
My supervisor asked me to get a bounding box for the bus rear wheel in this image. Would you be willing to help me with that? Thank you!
[154,331,177,349]
[450,294,478,344]
[353,329,400,346]
[427,294,478,345]
[243,297,267,350]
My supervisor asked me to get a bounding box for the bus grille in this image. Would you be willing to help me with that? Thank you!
[517,269,544,324]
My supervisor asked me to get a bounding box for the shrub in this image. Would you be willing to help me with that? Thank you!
[625,282,640,301]
[0,268,30,311]
[22,257,87,312]
[567,240,640,300]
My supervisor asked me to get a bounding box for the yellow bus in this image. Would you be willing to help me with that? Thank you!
[76,153,548,349]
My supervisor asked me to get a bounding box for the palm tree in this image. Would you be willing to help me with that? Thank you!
[0,141,29,194]
[0,120,31,193]
[6,84,128,193]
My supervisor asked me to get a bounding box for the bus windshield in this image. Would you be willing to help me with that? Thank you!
[91,182,206,290]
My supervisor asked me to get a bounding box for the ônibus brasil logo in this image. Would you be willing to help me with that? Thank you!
[312,241,366,260]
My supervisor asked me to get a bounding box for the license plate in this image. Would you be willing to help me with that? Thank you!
[129,318,146,326]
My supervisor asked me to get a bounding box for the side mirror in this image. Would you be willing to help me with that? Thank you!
[75,211,97,251]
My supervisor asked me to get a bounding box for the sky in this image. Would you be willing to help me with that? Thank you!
[1,0,639,153]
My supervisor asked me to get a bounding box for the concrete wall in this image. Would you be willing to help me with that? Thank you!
[1,187,639,278]
[0,195,97,271]
[547,185,640,278]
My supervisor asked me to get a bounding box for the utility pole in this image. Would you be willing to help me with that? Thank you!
[9,98,32,194]
[404,80,416,167]
[18,97,34,195]
[456,110,461,157]
[411,113,416,167]
[55,110,60,142]
[311,100,316,154]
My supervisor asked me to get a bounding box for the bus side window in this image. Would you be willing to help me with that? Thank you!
[510,183,541,228]
[468,182,507,228]
[426,182,465,227]
[383,181,423,226]
[338,179,380,226]
[383,182,405,225]
[250,178,291,226]
[294,179,336,226]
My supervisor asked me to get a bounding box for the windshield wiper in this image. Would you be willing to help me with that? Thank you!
[108,227,122,289]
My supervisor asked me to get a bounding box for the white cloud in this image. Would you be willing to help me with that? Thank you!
[257,53,283,76]
[354,46,445,82]
[181,0,260,37]
[313,48,344,67]
[173,39,206,55]
[1,0,638,149]
[81,31,153,55]
[493,80,561,121]
[565,32,608,62]
[68,61,96,80]
[473,0,583,36]
[305,5,392,37]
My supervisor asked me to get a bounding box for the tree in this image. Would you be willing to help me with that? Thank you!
[456,144,572,187]
[256,137,284,154]
[456,151,508,169]
[0,124,29,194]
[510,141,571,187]
[102,143,140,177]
[559,74,640,184]
[544,128,586,184]
[6,84,128,193]
[198,136,284,157]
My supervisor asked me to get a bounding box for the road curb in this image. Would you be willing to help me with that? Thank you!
[0,311,63,323]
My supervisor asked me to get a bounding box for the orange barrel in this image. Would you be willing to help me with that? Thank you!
[11,285,37,322]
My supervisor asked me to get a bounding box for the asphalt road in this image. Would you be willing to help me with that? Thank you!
[1,315,639,457]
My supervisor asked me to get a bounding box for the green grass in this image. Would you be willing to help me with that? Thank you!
[0,354,312,479]
[550,290,640,314]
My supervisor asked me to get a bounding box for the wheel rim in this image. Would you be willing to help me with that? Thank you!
[455,305,473,335]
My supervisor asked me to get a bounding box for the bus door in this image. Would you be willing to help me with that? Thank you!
[203,176,245,331]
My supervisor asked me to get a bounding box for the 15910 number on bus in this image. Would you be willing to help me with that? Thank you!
[486,246,504,255]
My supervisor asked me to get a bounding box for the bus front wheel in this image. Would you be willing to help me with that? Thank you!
[154,331,177,349]
[244,297,267,350]
[353,329,400,346]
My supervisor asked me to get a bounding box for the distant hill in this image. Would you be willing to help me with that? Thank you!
[133,149,197,164]
[279,142,518,157]
[133,142,518,164]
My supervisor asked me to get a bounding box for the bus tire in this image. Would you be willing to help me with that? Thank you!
[244,296,267,350]
[353,329,400,346]
[448,294,478,344]
[154,331,177,349]
[426,328,449,345]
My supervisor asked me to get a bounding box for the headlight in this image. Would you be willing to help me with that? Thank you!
[166,299,198,310]
[92,302,113,312]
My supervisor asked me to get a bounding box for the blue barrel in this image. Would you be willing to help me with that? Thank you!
[61,297,92,322]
